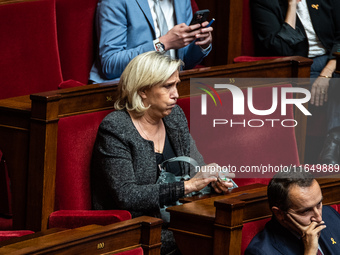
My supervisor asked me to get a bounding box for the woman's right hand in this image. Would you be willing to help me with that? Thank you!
[184,163,235,194]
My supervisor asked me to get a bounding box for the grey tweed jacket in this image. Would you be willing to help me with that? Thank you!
[91,105,205,218]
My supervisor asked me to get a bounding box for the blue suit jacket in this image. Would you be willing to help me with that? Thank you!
[89,0,209,83]
[245,206,340,255]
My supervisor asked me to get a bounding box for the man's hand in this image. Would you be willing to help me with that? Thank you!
[160,23,202,50]
[194,20,213,49]
[286,213,326,255]
[160,21,213,50]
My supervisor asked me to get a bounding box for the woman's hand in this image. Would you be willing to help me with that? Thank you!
[310,59,336,106]
[310,77,330,106]
[184,163,235,194]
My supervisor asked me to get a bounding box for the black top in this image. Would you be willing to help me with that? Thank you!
[250,0,340,58]
[156,133,182,177]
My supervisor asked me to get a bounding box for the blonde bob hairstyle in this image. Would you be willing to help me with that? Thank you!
[114,51,183,115]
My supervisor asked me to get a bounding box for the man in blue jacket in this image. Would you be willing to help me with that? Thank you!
[89,0,212,83]
[246,170,340,255]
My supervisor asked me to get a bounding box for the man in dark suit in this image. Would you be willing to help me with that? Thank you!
[245,170,340,254]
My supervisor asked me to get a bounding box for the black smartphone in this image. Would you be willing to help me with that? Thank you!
[190,9,210,25]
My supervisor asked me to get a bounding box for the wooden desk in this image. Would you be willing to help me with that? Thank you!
[167,178,340,255]
[0,216,162,255]
[0,58,311,231]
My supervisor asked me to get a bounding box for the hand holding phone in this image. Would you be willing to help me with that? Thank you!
[204,18,215,28]
[190,9,210,25]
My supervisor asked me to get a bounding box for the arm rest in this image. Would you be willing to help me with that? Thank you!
[48,209,131,229]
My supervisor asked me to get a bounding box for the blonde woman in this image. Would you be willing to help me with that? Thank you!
[91,51,233,255]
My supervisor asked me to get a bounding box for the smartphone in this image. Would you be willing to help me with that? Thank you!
[190,9,210,25]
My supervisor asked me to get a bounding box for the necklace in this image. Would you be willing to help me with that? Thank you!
[137,119,163,153]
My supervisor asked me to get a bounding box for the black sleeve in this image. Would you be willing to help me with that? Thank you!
[250,0,306,56]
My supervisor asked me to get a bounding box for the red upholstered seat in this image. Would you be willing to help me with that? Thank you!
[0,0,63,100]
[55,0,98,85]
[49,109,131,229]
[233,0,282,63]
[113,247,144,255]
[241,218,270,254]
[0,230,34,242]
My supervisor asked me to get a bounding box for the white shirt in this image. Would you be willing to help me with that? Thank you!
[296,0,326,58]
[148,0,176,58]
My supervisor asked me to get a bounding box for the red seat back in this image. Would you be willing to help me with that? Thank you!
[190,0,199,14]
[241,0,254,56]
[188,84,300,186]
[241,218,270,254]
[55,110,113,210]
[0,0,63,100]
[233,0,281,62]
[55,0,98,84]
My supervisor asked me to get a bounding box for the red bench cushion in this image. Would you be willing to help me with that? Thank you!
[0,230,34,242]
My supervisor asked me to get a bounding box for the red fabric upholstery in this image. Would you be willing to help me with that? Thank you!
[330,204,338,211]
[241,0,254,56]
[55,0,98,84]
[0,230,34,242]
[190,0,199,14]
[241,218,270,254]
[234,56,282,63]
[188,84,300,186]
[233,0,283,63]
[0,218,12,231]
[58,79,86,89]
[56,110,113,210]
[0,0,63,100]
[52,109,131,228]
[110,247,144,255]
[177,97,191,128]
[48,210,131,229]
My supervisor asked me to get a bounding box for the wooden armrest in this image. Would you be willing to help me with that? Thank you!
[0,216,163,255]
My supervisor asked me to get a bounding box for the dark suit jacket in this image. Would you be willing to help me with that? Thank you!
[250,0,340,58]
[245,206,340,255]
